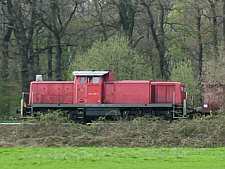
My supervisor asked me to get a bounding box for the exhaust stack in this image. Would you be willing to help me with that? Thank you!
[36,75,43,81]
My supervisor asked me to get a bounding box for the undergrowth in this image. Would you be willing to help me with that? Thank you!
[1,112,225,147]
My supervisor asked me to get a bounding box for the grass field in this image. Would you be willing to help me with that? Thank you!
[0,147,225,169]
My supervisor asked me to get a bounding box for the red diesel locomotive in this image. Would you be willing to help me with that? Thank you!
[21,71,187,120]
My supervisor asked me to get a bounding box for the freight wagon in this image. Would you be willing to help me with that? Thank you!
[201,83,225,114]
[21,71,187,121]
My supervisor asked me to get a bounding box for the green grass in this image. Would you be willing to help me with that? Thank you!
[0,147,225,169]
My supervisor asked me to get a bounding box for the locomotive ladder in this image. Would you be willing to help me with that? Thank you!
[172,91,187,119]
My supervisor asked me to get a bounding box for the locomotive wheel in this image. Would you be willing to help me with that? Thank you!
[121,111,129,120]
[68,109,86,123]
[192,113,202,119]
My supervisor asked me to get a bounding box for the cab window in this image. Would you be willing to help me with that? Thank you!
[80,77,86,84]
[88,76,100,84]
[93,77,100,84]
[181,87,186,92]
[88,77,93,84]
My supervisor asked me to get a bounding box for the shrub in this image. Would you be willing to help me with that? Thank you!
[69,35,152,80]
[170,62,200,106]
[39,110,68,123]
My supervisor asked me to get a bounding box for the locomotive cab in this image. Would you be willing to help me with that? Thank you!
[73,71,112,104]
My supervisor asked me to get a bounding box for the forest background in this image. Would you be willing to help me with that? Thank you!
[0,0,225,116]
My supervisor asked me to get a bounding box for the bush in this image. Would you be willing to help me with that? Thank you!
[39,110,69,123]
[69,35,152,80]
[170,62,200,106]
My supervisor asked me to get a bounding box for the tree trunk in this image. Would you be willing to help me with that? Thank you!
[146,24,155,79]
[1,26,13,81]
[20,46,30,92]
[113,0,136,43]
[47,32,53,80]
[93,0,108,41]
[223,0,225,57]
[7,0,36,91]
[208,0,219,60]
[55,35,62,80]
[196,5,203,78]
[158,2,167,79]
[29,0,39,79]
[142,0,166,79]
[34,30,40,76]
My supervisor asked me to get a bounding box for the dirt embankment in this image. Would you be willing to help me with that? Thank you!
[1,115,225,147]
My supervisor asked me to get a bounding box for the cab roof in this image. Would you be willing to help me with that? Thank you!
[72,71,109,76]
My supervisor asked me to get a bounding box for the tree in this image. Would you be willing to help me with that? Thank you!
[47,32,53,80]
[111,0,137,43]
[38,0,82,80]
[92,0,109,41]
[170,62,200,106]
[222,0,225,55]
[207,0,219,60]
[195,0,203,78]
[2,0,42,91]
[0,19,13,82]
[69,35,152,80]
[165,0,207,79]
[140,0,171,79]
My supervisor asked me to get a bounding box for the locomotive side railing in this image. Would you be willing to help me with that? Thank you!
[172,91,187,119]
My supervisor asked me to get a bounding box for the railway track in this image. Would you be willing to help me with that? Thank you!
[0,123,21,125]
[0,122,118,125]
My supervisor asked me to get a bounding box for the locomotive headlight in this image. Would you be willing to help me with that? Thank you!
[203,104,208,108]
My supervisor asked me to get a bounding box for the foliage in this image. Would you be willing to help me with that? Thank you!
[165,0,198,69]
[2,114,225,147]
[0,83,20,117]
[1,0,225,116]
[39,110,68,123]
[170,62,200,106]
[69,35,152,80]
[202,59,225,84]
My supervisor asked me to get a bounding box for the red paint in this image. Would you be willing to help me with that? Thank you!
[75,77,87,104]
[150,82,185,105]
[29,71,186,106]
[29,81,74,104]
[104,81,150,104]
[74,76,103,104]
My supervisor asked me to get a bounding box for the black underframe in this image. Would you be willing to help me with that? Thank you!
[29,103,174,109]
